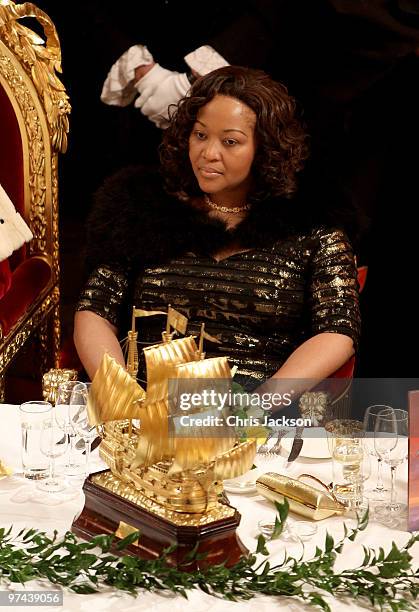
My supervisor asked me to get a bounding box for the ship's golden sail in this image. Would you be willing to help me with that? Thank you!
[88,306,256,515]
[87,354,146,426]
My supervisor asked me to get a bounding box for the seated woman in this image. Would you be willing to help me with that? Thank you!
[74,66,360,395]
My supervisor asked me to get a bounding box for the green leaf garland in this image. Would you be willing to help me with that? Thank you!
[0,506,418,610]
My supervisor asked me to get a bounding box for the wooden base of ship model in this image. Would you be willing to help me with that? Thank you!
[72,472,248,569]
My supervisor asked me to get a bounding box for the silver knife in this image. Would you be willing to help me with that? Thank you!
[82,436,102,454]
[285,426,304,466]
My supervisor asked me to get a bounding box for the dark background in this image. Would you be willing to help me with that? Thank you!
[32,0,419,377]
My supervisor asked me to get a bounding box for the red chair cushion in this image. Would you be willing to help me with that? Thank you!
[0,259,12,298]
[0,256,51,337]
[357,266,368,293]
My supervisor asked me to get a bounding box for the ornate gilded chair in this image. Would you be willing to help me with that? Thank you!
[0,1,70,401]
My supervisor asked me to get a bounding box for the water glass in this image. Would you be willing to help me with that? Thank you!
[332,440,365,507]
[55,380,85,476]
[69,383,96,476]
[37,417,68,493]
[20,401,52,479]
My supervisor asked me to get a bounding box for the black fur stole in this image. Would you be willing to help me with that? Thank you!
[84,165,310,275]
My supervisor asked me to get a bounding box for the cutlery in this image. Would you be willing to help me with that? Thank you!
[82,436,101,454]
[269,428,288,455]
[285,426,304,466]
[256,431,275,455]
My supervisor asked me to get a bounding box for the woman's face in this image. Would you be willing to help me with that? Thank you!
[189,95,256,204]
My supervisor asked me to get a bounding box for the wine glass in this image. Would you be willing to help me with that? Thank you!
[37,416,68,492]
[332,440,366,508]
[374,408,408,522]
[69,382,96,477]
[363,405,391,501]
[55,380,85,476]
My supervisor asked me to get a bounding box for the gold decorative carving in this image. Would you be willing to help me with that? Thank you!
[0,1,69,399]
[52,301,61,368]
[92,471,236,526]
[0,289,59,397]
[0,0,70,154]
[42,367,78,404]
[37,317,50,376]
[0,51,47,257]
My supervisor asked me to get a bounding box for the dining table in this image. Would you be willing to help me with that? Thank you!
[0,403,417,611]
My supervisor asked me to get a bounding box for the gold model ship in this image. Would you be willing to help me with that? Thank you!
[87,307,256,517]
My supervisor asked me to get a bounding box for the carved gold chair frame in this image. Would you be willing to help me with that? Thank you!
[0,1,70,400]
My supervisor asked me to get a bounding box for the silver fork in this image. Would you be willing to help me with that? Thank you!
[269,428,288,455]
[256,431,275,455]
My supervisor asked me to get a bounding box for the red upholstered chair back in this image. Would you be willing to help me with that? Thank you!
[0,1,70,401]
[329,265,368,380]
[315,264,368,418]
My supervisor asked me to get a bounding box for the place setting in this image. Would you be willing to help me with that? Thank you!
[222,402,409,552]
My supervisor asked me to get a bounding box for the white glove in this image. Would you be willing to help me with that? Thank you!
[184,45,229,76]
[101,44,154,107]
[134,64,190,128]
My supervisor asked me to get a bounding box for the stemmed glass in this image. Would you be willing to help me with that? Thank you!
[363,405,391,501]
[325,419,366,509]
[55,381,84,476]
[69,383,96,477]
[37,416,68,492]
[374,408,408,522]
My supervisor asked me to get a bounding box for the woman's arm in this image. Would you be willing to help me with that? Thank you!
[256,332,354,403]
[257,227,360,403]
[273,332,354,381]
[74,310,125,381]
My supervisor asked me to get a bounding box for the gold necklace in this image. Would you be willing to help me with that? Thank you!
[204,194,251,214]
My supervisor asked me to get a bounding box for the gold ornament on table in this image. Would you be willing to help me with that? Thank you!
[0,459,12,478]
[299,391,329,426]
[42,368,78,404]
[256,473,346,521]
[73,306,256,567]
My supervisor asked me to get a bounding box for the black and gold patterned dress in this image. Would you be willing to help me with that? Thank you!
[77,173,360,391]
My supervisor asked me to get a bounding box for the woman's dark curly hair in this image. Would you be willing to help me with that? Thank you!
[159,66,309,203]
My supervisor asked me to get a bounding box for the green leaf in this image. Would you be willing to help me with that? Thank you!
[70,583,98,594]
[274,498,290,524]
[183,542,200,562]
[0,523,418,609]
[325,532,334,554]
[22,528,38,542]
[256,535,269,556]
[270,516,284,540]
[115,531,141,551]
[90,534,114,552]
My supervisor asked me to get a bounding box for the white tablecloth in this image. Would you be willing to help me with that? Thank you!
[0,404,417,611]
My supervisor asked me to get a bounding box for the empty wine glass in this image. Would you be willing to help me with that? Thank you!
[69,382,96,477]
[363,405,391,501]
[374,408,408,522]
[55,380,85,476]
[37,416,68,493]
